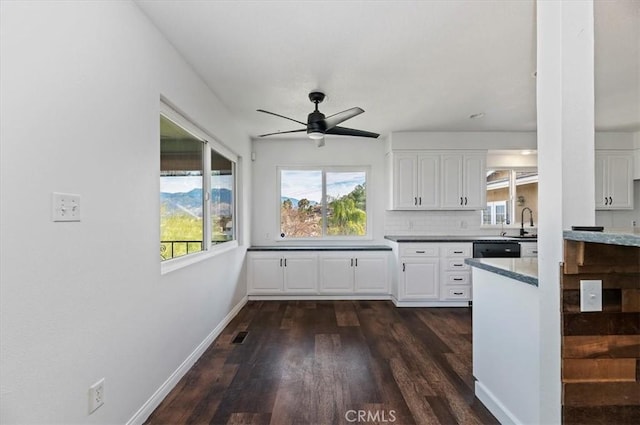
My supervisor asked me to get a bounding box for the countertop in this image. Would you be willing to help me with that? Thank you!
[563,230,640,248]
[247,245,392,251]
[385,235,537,243]
[465,257,539,286]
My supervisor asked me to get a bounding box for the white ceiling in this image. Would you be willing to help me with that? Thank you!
[136,0,639,139]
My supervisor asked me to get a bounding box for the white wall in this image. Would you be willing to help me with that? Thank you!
[0,2,251,424]
[251,138,386,245]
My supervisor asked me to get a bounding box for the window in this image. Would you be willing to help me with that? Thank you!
[160,104,236,262]
[279,167,368,239]
[482,169,538,226]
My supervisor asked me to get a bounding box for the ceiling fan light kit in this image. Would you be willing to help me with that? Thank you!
[257,91,379,146]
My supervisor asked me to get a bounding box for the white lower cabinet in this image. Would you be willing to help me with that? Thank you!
[247,252,317,294]
[395,242,472,305]
[397,244,440,300]
[400,257,440,300]
[439,243,472,301]
[318,252,389,294]
[247,250,389,296]
[520,242,538,258]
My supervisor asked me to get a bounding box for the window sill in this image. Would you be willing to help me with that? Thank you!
[161,240,239,275]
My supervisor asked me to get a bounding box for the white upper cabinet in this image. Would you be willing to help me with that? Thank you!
[391,152,439,209]
[440,153,486,209]
[388,150,485,210]
[595,151,634,210]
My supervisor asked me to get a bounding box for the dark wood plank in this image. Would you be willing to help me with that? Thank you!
[563,405,640,424]
[563,312,640,336]
[563,335,640,358]
[563,382,640,406]
[563,358,637,382]
[622,289,640,312]
[562,273,640,290]
[563,289,622,313]
[145,301,498,425]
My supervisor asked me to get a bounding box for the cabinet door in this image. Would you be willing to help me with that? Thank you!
[417,154,440,209]
[463,154,486,209]
[354,254,388,293]
[400,258,439,300]
[521,243,538,258]
[440,154,464,208]
[393,154,419,209]
[248,254,283,293]
[594,153,608,209]
[607,154,633,209]
[318,254,354,293]
[283,254,318,293]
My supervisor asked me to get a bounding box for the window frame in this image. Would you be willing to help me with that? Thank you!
[276,165,372,241]
[160,101,239,274]
[481,167,537,228]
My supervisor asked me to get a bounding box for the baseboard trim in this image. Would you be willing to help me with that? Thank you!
[248,294,392,301]
[475,380,520,425]
[126,295,248,425]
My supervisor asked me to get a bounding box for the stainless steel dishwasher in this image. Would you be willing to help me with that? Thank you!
[472,241,521,258]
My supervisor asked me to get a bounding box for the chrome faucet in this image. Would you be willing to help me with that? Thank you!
[520,207,534,237]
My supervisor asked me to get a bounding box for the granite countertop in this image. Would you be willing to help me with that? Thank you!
[247,245,392,251]
[385,235,537,243]
[563,230,640,248]
[465,257,539,287]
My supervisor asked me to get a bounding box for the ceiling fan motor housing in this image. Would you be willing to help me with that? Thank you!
[307,110,327,133]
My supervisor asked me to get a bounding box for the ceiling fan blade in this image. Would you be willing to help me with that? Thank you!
[325,126,379,138]
[258,128,306,137]
[257,109,307,126]
[323,107,364,130]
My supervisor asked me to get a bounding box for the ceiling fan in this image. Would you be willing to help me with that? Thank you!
[257,92,379,147]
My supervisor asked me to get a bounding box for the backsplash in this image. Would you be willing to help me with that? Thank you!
[384,210,533,236]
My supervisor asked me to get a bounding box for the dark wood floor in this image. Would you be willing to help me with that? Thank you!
[145,301,498,425]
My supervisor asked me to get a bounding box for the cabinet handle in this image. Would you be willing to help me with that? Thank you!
[453,278,464,281]
[464,197,468,205]
[402,263,406,272]
[355,258,358,267]
[416,250,426,254]
[414,197,417,206]
[453,251,463,254]
[280,258,283,267]
[532,251,538,254]
[284,258,287,267]
[351,258,353,267]
[419,197,422,205]
[605,197,609,205]
[460,197,463,205]
[453,291,463,295]
[453,263,463,267]
[609,196,613,205]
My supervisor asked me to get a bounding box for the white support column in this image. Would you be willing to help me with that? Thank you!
[537,1,595,424]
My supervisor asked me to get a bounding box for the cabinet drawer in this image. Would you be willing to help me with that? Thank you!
[443,272,470,285]
[443,259,469,271]
[443,245,471,257]
[401,245,439,257]
[442,286,471,300]
[521,244,538,258]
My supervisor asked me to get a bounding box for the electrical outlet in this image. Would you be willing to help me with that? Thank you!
[88,378,105,414]
[52,192,81,222]
[580,280,602,312]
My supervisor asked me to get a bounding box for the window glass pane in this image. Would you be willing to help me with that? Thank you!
[280,170,322,238]
[326,171,367,236]
[160,116,204,260]
[211,150,234,244]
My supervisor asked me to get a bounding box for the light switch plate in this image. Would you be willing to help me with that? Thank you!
[580,280,602,312]
[52,192,81,222]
